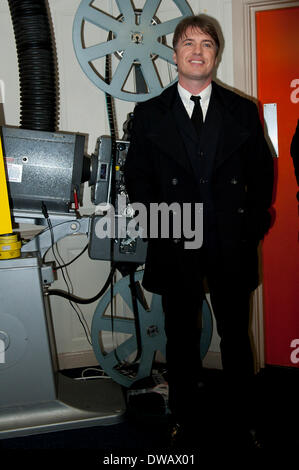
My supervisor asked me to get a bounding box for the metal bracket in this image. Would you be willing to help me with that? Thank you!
[21,217,90,259]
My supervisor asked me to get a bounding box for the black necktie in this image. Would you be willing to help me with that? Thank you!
[190,95,203,132]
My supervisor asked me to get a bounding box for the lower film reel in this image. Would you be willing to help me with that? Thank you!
[91,270,213,388]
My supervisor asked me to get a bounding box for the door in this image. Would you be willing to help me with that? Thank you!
[256,7,299,367]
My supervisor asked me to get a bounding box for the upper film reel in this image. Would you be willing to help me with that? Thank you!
[73,0,193,102]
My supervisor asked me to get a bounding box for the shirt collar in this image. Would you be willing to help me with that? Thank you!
[177,82,212,107]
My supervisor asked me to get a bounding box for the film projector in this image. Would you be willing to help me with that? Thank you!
[0,0,213,438]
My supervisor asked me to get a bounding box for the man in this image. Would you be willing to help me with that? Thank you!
[124,15,274,448]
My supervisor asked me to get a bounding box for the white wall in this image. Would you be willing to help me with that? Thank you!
[0,0,234,136]
[0,0,233,368]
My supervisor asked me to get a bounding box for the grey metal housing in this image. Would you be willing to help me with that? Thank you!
[2,126,86,214]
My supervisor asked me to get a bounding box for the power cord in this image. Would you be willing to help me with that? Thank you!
[77,367,111,380]
[41,202,92,345]
[47,266,116,304]
[54,243,88,271]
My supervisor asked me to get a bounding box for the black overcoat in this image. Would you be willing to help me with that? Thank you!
[124,81,274,294]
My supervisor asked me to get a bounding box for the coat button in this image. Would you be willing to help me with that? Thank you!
[171,178,178,186]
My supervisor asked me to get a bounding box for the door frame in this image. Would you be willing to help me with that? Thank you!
[231,0,299,372]
[232,0,299,98]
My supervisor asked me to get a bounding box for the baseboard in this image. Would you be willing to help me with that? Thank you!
[58,349,99,370]
[58,349,222,372]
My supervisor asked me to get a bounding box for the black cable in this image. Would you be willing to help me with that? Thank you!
[54,243,88,270]
[129,270,143,364]
[47,265,116,304]
[69,301,92,346]
[41,202,61,268]
[51,231,92,345]
[41,202,92,344]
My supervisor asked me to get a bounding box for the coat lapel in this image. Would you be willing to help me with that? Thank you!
[211,82,251,170]
[199,88,223,169]
[145,81,251,174]
[146,84,195,176]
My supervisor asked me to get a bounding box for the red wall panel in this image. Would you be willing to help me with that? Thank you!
[256,7,299,367]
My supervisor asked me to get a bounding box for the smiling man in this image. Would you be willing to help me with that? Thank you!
[124,15,274,450]
[172,22,219,93]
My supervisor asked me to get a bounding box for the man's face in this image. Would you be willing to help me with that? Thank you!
[173,26,218,90]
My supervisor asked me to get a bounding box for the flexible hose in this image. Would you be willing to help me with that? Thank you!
[8,0,57,131]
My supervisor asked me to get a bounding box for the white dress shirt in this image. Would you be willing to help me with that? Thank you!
[177,82,212,122]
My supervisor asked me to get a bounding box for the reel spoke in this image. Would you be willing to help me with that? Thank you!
[153,17,183,37]
[140,57,163,93]
[151,42,174,63]
[83,5,122,33]
[93,316,136,335]
[136,350,155,379]
[110,51,134,91]
[141,0,162,25]
[101,336,137,368]
[115,0,135,22]
[82,38,122,62]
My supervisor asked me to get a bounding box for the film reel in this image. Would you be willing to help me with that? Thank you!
[91,270,213,388]
[73,0,193,101]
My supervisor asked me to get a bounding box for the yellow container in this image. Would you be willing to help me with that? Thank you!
[0,135,12,235]
[0,233,21,259]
